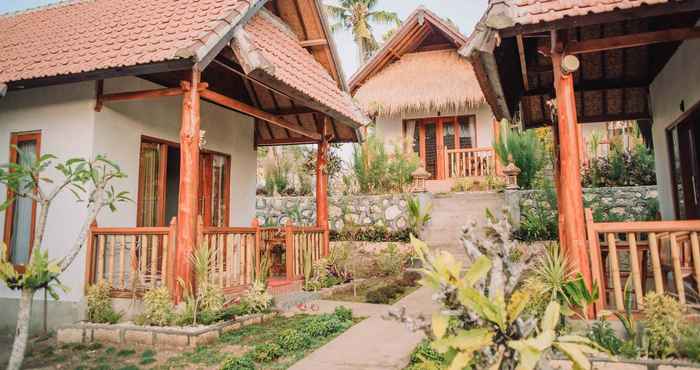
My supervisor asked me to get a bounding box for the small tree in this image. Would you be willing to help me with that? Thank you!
[0,149,128,370]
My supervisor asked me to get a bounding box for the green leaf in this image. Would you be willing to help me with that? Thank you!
[432,328,494,354]
[554,342,592,370]
[463,255,491,285]
[448,351,473,370]
[541,301,560,332]
[507,290,531,324]
[432,312,449,339]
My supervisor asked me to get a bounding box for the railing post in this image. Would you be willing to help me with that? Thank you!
[252,218,261,282]
[83,220,98,294]
[584,209,603,318]
[285,220,294,281]
[167,217,178,302]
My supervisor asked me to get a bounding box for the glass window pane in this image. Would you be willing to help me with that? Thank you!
[210,155,227,227]
[138,143,161,227]
[10,139,37,265]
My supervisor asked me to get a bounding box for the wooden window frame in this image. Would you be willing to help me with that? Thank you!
[3,132,41,269]
[136,135,231,227]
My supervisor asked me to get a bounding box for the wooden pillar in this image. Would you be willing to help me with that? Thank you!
[175,70,201,300]
[552,53,593,290]
[316,119,330,255]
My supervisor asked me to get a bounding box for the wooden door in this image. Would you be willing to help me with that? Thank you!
[669,110,700,219]
[419,119,439,179]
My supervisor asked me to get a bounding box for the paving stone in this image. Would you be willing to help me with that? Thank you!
[593,362,646,370]
[93,328,121,344]
[56,328,84,344]
[124,330,153,345]
[155,333,190,348]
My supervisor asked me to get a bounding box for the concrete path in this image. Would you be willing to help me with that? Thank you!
[288,286,438,370]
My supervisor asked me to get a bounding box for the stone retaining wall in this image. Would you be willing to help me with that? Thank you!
[511,185,658,222]
[256,194,418,232]
[57,312,276,349]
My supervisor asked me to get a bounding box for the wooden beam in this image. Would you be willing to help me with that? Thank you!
[200,89,322,140]
[524,79,649,96]
[256,137,319,146]
[100,87,185,103]
[567,27,700,54]
[175,70,201,303]
[516,35,530,91]
[316,118,330,256]
[552,52,593,315]
[271,106,318,116]
[300,38,328,47]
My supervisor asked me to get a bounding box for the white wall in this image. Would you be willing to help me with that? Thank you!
[0,82,97,301]
[650,37,700,220]
[94,77,257,228]
[374,103,495,152]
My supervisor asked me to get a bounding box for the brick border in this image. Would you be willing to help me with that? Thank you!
[57,312,277,349]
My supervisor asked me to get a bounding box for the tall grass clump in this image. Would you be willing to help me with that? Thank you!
[493,119,544,189]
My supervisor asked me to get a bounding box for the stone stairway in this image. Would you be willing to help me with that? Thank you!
[420,192,506,258]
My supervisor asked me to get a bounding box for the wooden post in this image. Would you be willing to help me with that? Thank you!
[175,70,202,300]
[166,217,178,301]
[285,220,294,281]
[552,52,593,291]
[316,119,330,256]
[251,218,261,284]
[83,220,98,293]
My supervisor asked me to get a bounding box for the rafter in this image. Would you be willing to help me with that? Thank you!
[566,27,700,54]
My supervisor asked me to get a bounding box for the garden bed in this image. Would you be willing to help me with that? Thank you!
[57,312,277,349]
[25,307,358,370]
[325,274,421,305]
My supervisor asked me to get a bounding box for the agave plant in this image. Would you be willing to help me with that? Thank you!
[392,211,604,369]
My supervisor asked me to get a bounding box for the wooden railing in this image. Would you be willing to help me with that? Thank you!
[585,209,700,313]
[86,218,330,298]
[200,226,257,294]
[445,147,497,178]
[85,221,176,298]
[287,226,327,280]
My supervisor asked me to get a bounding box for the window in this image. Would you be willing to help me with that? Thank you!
[458,115,476,148]
[4,132,41,266]
[137,137,231,227]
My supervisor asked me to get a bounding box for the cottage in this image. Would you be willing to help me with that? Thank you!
[0,0,368,332]
[466,0,700,315]
[349,7,500,190]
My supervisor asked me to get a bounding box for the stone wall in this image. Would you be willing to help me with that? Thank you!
[256,194,418,232]
[513,185,659,222]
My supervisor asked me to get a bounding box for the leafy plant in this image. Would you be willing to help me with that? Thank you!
[0,152,128,370]
[349,134,419,194]
[375,243,405,276]
[523,243,598,319]
[251,343,283,363]
[643,292,683,359]
[408,197,432,236]
[85,282,122,324]
[220,355,255,370]
[334,306,353,322]
[514,176,558,242]
[582,142,656,187]
[389,213,604,370]
[137,286,174,327]
[678,324,700,362]
[276,328,312,352]
[242,280,272,314]
[493,119,544,189]
[365,284,405,304]
[587,320,623,355]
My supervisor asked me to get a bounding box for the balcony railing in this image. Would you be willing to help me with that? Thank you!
[585,209,700,314]
[445,147,497,178]
[85,219,329,298]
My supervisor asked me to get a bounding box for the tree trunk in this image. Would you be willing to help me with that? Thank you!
[7,288,35,370]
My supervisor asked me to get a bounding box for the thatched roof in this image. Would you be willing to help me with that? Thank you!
[353,49,485,117]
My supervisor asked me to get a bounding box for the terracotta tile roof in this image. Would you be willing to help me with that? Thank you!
[236,11,369,127]
[0,0,261,84]
[509,0,669,25]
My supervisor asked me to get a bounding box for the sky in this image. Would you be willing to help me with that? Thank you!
[0,0,489,77]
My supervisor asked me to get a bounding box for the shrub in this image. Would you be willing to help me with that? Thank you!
[643,292,683,358]
[376,243,404,276]
[678,324,700,363]
[514,176,558,242]
[333,306,353,322]
[365,284,404,304]
[220,355,255,370]
[493,119,544,189]
[398,270,421,287]
[86,282,122,324]
[349,134,419,194]
[303,315,348,337]
[276,329,312,352]
[582,142,656,187]
[330,227,411,243]
[408,339,445,369]
[136,286,173,326]
[587,320,623,355]
[242,281,272,314]
[251,343,283,362]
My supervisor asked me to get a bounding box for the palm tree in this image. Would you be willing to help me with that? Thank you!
[325,0,401,64]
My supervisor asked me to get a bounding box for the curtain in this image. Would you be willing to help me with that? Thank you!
[139,143,160,227]
[10,140,37,265]
[405,120,416,154]
[210,155,227,227]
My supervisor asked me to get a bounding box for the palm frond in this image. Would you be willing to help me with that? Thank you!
[324,4,348,21]
[368,10,401,26]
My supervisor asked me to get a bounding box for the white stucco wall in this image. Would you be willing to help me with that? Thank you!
[0,76,257,304]
[0,82,97,301]
[650,37,700,220]
[374,103,495,152]
[94,76,257,228]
